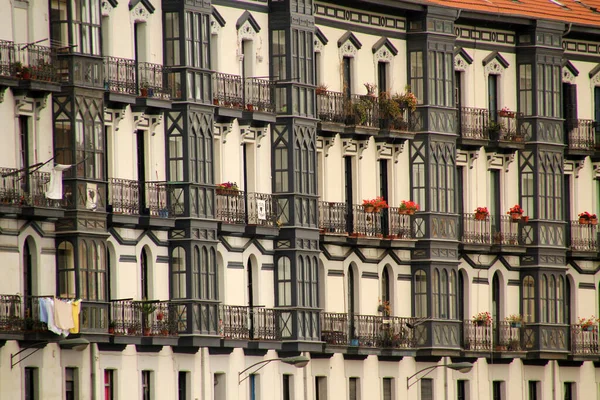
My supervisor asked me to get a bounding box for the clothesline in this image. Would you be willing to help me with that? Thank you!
[38,297,81,337]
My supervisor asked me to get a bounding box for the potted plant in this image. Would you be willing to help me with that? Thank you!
[364,82,377,98]
[140,81,149,97]
[498,106,515,118]
[216,182,239,195]
[348,97,372,126]
[474,206,489,221]
[377,299,391,317]
[472,311,492,327]
[506,314,523,328]
[378,91,403,129]
[487,121,504,140]
[579,316,598,331]
[21,66,31,80]
[108,320,115,334]
[11,61,23,77]
[393,89,418,112]
[140,301,157,336]
[578,211,597,225]
[316,83,329,95]
[362,197,388,213]
[399,200,419,215]
[507,204,524,222]
[508,338,521,351]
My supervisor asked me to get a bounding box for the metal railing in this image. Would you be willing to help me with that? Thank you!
[463,320,492,351]
[388,207,413,239]
[215,191,277,226]
[491,215,521,246]
[570,220,598,251]
[212,73,243,108]
[495,321,524,351]
[459,107,489,140]
[138,300,178,336]
[0,39,16,78]
[571,324,600,355]
[138,62,170,100]
[318,201,348,234]
[145,182,173,218]
[104,56,137,95]
[108,178,139,215]
[0,294,23,332]
[462,213,492,244]
[215,189,245,224]
[346,95,379,127]
[13,43,59,82]
[352,204,383,237]
[0,168,62,208]
[494,111,525,142]
[317,90,346,123]
[566,119,595,151]
[247,192,277,226]
[110,299,141,335]
[244,78,274,112]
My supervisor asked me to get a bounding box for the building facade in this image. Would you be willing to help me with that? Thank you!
[2,0,600,399]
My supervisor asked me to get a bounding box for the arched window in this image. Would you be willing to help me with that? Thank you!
[381,267,390,308]
[141,248,149,299]
[312,256,319,308]
[541,275,548,323]
[441,270,448,319]
[432,269,440,318]
[449,270,457,319]
[298,256,305,305]
[277,256,292,306]
[523,276,535,323]
[415,270,428,318]
[549,275,556,323]
[79,241,88,299]
[57,241,75,298]
[171,247,187,299]
[209,248,217,300]
[192,247,200,299]
[96,242,106,301]
[557,276,564,324]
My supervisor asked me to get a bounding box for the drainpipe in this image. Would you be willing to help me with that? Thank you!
[90,343,97,400]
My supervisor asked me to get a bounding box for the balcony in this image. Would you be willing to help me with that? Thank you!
[565,119,595,156]
[104,56,137,101]
[107,179,173,228]
[316,90,415,137]
[568,220,598,255]
[11,42,60,91]
[137,62,171,108]
[170,299,221,347]
[109,299,178,346]
[495,321,525,352]
[215,190,278,235]
[463,320,525,354]
[491,215,525,253]
[571,324,600,356]
[220,305,280,342]
[318,202,414,245]
[463,320,492,352]
[0,40,17,86]
[140,181,175,228]
[461,213,492,249]
[321,312,415,351]
[458,107,489,148]
[486,110,526,152]
[0,167,64,219]
[212,74,274,122]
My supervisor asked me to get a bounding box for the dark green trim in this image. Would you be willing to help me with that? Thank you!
[362,271,379,279]
[227,261,244,269]
[327,269,344,277]
[482,51,510,68]
[129,0,155,13]
[315,27,328,45]
[236,10,261,32]
[454,47,473,64]
[473,277,489,285]
[507,279,520,286]
[261,263,274,271]
[397,273,412,281]
[212,0,268,12]
[579,282,596,289]
[156,255,169,264]
[372,36,398,56]
[119,254,137,263]
[338,31,363,50]
[562,59,579,77]
[212,6,226,28]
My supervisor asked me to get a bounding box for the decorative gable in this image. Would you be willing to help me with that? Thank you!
[372,37,397,63]
[338,31,362,58]
[211,6,226,35]
[129,0,154,23]
[101,0,118,17]
[482,51,509,76]
[314,27,328,53]
[454,47,473,72]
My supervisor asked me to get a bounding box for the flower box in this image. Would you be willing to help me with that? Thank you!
[474,212,487,221]
[399,209,415,215]
[510,212,522,222]
[216,188,239,196]
[579,217,590,225]
[499,110,515,118]
[363,204,377,213]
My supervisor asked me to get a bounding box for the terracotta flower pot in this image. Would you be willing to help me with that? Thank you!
[363,204,376,213]
[591,217,598,226]
[399,209,415,215]
[474,213,487,221]
[510,212,522,222]
[579,217,590,225]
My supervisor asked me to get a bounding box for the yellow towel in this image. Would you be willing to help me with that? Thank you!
[70,300,81,334]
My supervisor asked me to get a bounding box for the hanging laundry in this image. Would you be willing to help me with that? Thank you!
[70,300,81,334]
[45,164,72,200]
[42,298,64,336]
[39,297,48,324]
[54,298,75,331]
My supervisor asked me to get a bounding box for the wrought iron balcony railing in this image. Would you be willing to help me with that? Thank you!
[495,321,524,351]
[566,119,595,151]
[571,324,600,355]
[346,94,380,127]
[144,182,173,218]
[109,299,177,337]
[317,202,412,239]
[321,312,415,349]
[459,107,489,140]
[317,90,346,123]
[108,178,139,215]
[492,110,525,142]
[244,77,274,112]
[0,294,23,332]
[569,220,598,252]
[219,305,280,341]
[0,40,16,78]
[212,72,243,108]
[104,56,137,95]
[491,215,521,246]
[13,42,59,83]
[215,190,277,226]
[0,168,63,208]
[461,213,492,244]
[138,62,170,100]
[463,320,492,351]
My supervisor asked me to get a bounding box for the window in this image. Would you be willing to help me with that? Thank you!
[79,241,107,301]
[164,12,181,66]
[415,270,427,318]
[273,125,289,193]
[65,367,78,400]
[411,141,426,211]
[249,374,259,400]
[382,378,393,400]
[75,106,104,179]
[104,370,114,400]
[492,381,503,400]
[378,62,388,94]
[25,367,38,400]
[185,12,210,68]
[523,275,535,323]
[432,269,439,317]
[141,249,149,300]
[214,373,226,400]
[199,247,217,300]
[50,0,101,55]
[315,377,327,400]
[564,382,574,400]
[381,267,390,309]
[457,380,468,400]
[291,29,314,116]
[420,378,433,400]
[428,51,453,106]
[528,381,539,400]
[409,51,424,105]
[440,270,448,318]
[277,256,292,306]
[342,57,352,97]
[283,375,293,400]
[178,371,189,400]
[429,142,456,213]
[542,273,565,323]
[349,377,360,400]
[272,30,287,80]
[168,135,184,182]
[519,64,533,115]
[537,64,561,117]
[171,247,187,299]
[449,270,457,319]
[520,152,535,218]
[142,371,152,400]
[488,75,498,122]
[538,152,563,220]
[189,123,213,185]
[57,241,76,298]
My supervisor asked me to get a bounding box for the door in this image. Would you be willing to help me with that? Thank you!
[381,267,390,314]
[595,87,600,147]
[457,166,464,238]
[348,267,355,340]
[455,71,463,133]
[23,241,32,313]
[379,159,389,236]
[247,259,255,338]
[344,156,354,234]
[563,83,578,143]
[377,62,387,94]
[19,116,30,191]
[141,249,149,299]
[137,131,146,213]
[342,57,352,98]
[492,273,500,344]
[490,170,501,241]
[488,74,498,123]
[564,175,572,245]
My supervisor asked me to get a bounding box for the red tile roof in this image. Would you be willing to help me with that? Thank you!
[420,0,600,28]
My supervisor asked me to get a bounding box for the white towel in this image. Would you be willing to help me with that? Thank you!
[54,299,75,331]
[42,298,64,336]
[45,164,71,200]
